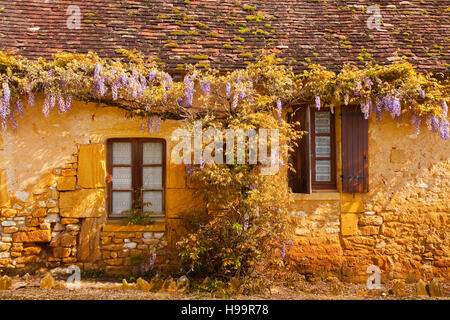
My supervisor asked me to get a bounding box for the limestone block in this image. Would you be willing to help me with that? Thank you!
[77,218,101,263]
[415,280,428,296]
[341,213,358,236]
[428,279,443,297]
[59,189,105,218]
[136,277,151,291]
[341,201,364,213]
[0,170,9,207]
[57,176,76,191]
[77,144,106,188]
[0,275,12,290]
[13,230,51,243]
[359,215,383,226]
[53,247,71,258]
[59,233,77,247]
[40,274,55,290]
[23,247,42,255]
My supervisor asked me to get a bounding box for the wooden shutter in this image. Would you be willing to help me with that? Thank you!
[341,105,369,193]
[288,107,311,193]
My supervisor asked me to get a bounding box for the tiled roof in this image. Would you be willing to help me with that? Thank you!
[0,0,448,73]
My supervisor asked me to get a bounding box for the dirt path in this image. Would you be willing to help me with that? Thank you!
[0,279,448,300]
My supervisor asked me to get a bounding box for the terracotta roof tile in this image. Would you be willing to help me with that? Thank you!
[0,0,448,72]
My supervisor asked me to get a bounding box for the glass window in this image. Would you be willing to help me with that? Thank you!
[108,139,165,218]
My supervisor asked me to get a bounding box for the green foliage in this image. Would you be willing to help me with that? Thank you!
[242,4,256,12]
[177,53,303,280]
[121,198,156,226]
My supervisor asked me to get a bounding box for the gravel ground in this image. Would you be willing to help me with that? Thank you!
[0,278,448,300]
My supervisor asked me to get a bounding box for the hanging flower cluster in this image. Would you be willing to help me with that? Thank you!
[0,50,447,139]
[302,62,449,140]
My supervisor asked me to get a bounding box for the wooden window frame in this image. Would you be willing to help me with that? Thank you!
[311,109,337,190]
[288,106,337,193]
[106,138,166,219]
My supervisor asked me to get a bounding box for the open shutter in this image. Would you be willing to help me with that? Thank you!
[288,107,311,193]
[341,105,369,193]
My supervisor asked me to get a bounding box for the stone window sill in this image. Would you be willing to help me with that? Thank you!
[102,222,166,232]
[290,192,341,201]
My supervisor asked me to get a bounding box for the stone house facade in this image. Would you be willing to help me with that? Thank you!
[0,0,448,282]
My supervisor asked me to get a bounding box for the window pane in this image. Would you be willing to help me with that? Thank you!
[143,142,162,164]
[112,192,132,215]
[315,112,331,133]
[315,136,331,158]
[112,142,132,164]
[316,160,331,182]
[143,167,162,189]
[143,191,163,214]
[112,167,132,189]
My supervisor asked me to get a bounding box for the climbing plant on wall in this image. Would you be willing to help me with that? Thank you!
[0,49,448,282]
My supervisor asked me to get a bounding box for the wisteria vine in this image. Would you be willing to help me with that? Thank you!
[0,50,447,139]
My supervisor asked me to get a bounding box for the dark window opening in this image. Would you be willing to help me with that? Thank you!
[288,107,336,193]
[106,138,166,218]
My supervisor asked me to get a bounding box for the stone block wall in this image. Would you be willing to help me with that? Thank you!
[0,100,447,282]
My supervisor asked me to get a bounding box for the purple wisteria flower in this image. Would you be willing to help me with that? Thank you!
[184,74,194,107]
[120,72,128,87]
[185,164,192,176]
[360,99,371,120]
[200,158,205,169]
[375,98,384,122]
[225,83,231,99]
[276,98,282,121]
[391,97,401,118]
[111,82,119,101]
[16,100,24,117]
[163,72,173,91]
[148,70,157,83]
[50,93,56,111]
[442,100,448,117]
[288,240,294,246]
[236,78,245,100]
[140,75,147,93]
[242,213,249,232]
[419,89,426,99]
[140,122,145,131]
[439,117,449,140]
[383,95,393,113]
[65,95,72,111]
[147,117,154,134]
[363,77,373,90]
[150,252,156,269]
[430,116,440,132]
[8,108,17,133]
[280,244,285,259]
[2,82,10,108]
[43,94,51,118]
[57,91,66,114]
[411,115,422,135]
[232,93,239,109]
[94,64,102,80]
[248,79,253,102]
[155,116,161,133]
[26,84,34,107]
[200,82,210,95]
[315,96,321,110]
[93,64,106,97]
